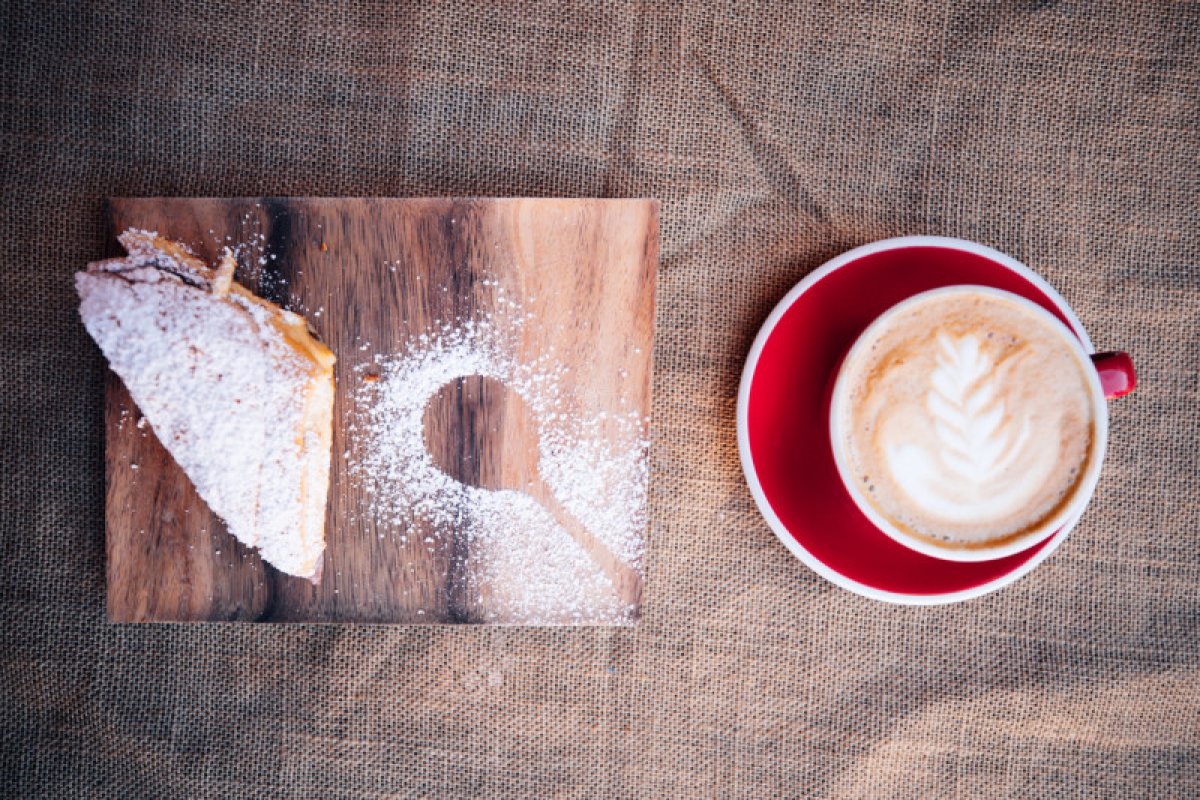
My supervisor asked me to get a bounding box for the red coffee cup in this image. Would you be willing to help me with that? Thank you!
[828,285,1131,563]
[738,237,1135,603]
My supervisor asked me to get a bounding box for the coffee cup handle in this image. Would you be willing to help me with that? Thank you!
[1090,352,1136,399]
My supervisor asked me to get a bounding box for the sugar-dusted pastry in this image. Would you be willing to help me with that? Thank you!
[76,230,334,579]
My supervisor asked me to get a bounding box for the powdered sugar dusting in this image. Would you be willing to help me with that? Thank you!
[352,293,649,625]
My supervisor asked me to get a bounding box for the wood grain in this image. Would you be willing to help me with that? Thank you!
[103,198,657,623]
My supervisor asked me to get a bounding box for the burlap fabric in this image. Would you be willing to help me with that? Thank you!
[3,2,1197,796]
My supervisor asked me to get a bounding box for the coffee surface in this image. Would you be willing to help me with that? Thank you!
[835,289,1096,548]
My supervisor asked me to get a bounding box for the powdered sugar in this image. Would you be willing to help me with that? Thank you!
[352,296,648,625]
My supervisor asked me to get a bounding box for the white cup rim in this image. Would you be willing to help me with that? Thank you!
[827,284,1109,562]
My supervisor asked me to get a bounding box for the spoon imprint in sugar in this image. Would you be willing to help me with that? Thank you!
[423,374,642,612]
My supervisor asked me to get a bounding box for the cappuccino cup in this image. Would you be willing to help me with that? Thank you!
[830,284,1130,562]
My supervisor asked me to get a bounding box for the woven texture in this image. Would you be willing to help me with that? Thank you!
[2,1,1198,796]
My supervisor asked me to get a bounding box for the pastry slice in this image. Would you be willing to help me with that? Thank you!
[76,229,334,580]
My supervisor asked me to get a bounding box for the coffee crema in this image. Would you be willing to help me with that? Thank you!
[833,288,1097,549]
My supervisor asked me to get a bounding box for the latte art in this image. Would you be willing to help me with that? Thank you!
[834,288,1098,549]
[886,333,1053,523]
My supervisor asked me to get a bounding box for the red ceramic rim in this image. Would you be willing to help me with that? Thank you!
[736,236,1096,604]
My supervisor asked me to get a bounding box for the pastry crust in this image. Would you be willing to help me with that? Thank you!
[77,230,334,579]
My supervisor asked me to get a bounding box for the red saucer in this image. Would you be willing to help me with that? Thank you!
[737,237,1094,603]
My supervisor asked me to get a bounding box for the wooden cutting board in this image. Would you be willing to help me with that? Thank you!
[102,198,657,623]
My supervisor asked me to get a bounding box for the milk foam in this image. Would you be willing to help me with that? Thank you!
[837,290,1096,546]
